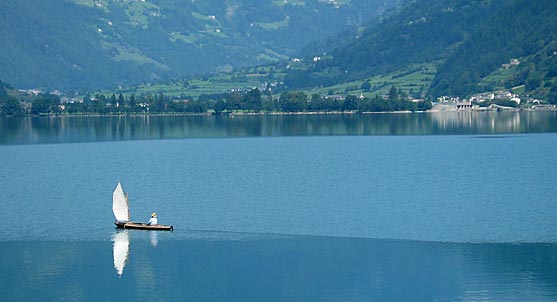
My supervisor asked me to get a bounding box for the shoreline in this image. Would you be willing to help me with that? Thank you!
[2,106,556,118]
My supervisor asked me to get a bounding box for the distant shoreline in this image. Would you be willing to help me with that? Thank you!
[3,106,556,118]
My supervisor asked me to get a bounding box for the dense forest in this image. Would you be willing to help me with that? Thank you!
[429,0,557,99]
[284,0,504,90]
[0,85,431,117]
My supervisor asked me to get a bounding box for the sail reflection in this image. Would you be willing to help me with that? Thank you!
[149,231,158,248]
[2,236,557,301]
[112,230,130,277]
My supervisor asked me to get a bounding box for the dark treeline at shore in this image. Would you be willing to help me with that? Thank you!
[0,86,432,117]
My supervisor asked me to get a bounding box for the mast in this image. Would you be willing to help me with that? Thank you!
[125,192,130,221]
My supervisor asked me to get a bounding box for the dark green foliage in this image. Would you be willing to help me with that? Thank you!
[360,80,372,92]
[0,80,8,99]
[31,94,60,115]
[6,0,556,103]
[226,93,243,112]
[477,99,519,108]
[429,0,557,97]
[280,91,308,112]
[0,0,398,91]
[245,88,262,113]
[213,99,227,115]
[279,0,556,102]
[26,83,425,115]
[548,85,557,105]
[151,93,167,113]
[341,95,358,111]
[0,97,24,116]
[417,99,432,111]
[285,0,504,90]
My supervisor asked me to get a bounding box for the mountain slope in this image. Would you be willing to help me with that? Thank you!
[283,0,557,101]
[0,0,399,91]
[284,0,505,89]
[429,0,557,98]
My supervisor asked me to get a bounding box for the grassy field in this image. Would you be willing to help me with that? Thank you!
[304,63,436,97]
[102,62,436,99]
[479,65,519,91]
[257,19,289,30]
[110,72,270,98]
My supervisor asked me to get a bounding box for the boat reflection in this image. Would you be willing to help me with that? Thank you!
[112,230,130,277]
[149,231,158,248]
[111,229,160,276]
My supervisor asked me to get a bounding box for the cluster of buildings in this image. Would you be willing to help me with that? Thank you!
[434,91,551,111]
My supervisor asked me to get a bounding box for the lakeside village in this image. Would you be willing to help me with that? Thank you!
[433,91,556,111]
[3,85,556,117]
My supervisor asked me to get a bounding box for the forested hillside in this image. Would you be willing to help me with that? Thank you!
[285,0,504,89]
[429,0,557,99]
[0,81,8,99]
[0,0,399,91]
[285,0,557,101]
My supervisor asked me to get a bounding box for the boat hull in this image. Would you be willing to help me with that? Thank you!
[115,221,173,231]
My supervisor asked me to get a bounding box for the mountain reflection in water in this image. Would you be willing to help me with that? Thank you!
[1,111,556,144]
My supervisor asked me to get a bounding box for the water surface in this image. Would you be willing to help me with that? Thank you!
[2,233,556,302]
[1,113,556,301]
[1,111,556,144]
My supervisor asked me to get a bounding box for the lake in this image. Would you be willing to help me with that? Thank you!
[1,112,557,301]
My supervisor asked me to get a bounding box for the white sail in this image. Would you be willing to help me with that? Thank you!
[112,230,130,277]
[112,182,130,222]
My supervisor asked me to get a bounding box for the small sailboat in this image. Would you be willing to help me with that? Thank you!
[112,182,174,231]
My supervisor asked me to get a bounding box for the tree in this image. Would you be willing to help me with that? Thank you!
[360,80,371,92]
[129,94,136,111]
[152,93,166,113]
[117,93,125,108]
[368,95,392,112]
[547,84,557,104]
[110,94,117,107]
[214,99,227,114]
[309,93,326,111]
[388,85,398,101]
[280,91,308,112]
[245,88,262,112]
[93,94,107,113]
[31,97,52,115]
[226,92,242,112]
[341,95,358,111]
[0,97,23,116]
[525,72,543,92]
[0,85,7,99]
[417,99,433,111]
[30,94,59,115]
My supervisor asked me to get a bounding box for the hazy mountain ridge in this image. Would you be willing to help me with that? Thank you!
[0,0,398,91]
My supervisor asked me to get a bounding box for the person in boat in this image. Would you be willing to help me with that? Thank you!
[147,212,158,225]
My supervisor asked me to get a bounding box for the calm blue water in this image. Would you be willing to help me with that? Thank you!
[1,111,557,145]
[1,113,557,301]
[2,234,556,302]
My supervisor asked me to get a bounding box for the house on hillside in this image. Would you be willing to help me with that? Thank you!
[470,93,494,104]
